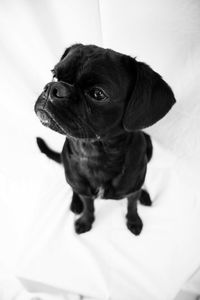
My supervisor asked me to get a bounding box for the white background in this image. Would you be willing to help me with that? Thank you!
[0,1,200,299]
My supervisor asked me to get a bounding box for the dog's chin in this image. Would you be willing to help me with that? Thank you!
[36,109,66,135]
[36,109,99,141]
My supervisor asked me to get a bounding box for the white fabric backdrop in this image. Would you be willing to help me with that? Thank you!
[0,0,200,299]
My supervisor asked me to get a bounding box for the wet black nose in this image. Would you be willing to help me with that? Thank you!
[43,81,72,102]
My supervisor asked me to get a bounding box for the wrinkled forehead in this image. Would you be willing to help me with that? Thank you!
[54,45,127,86]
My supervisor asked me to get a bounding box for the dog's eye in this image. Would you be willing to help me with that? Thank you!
[87,88,108,102]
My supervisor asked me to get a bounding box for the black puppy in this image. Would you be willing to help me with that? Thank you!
[35,44,175,235]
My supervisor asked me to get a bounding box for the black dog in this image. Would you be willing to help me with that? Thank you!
[35,44,175,235]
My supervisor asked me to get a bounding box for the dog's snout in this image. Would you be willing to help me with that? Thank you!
[44,82,72,102]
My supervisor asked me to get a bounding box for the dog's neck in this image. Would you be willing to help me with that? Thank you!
[68,133,131,160]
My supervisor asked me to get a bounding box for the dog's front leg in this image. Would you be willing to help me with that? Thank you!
[70,192,84,214]
[126,190,143,235]
[74,195,95,234]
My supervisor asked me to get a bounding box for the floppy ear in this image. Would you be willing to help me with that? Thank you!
[123,60,176,131]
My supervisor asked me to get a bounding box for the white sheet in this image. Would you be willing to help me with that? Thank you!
[0,0,200,299]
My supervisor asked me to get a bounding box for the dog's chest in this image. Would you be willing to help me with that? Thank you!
[73,141,116,181]
[64,139,125,190]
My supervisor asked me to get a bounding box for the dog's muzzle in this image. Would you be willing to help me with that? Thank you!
[35,81,73,134]
[35,81,73,116]
[43,81,73,103]
[35,81,100,140]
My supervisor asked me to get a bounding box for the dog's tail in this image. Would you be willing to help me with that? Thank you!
[36,137,62,164]
[143,133,153,162]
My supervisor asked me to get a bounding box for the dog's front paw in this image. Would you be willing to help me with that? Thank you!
[75,218,93,234]
[127,216,143,235]
[140,189,152,206]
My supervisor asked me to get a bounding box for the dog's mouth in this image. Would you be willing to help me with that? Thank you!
[35,97,100,140]
[36,108,101,141]
[36,109,66,135]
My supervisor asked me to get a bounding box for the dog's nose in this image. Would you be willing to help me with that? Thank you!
[43,82,72,102]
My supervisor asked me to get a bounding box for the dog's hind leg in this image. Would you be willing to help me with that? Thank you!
[36,137,61,163]
[143,133,153,162]
[139,189,152,206]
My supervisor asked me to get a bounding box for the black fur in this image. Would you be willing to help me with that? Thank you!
[35,44,176,235]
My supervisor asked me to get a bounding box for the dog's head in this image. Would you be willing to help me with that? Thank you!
[35,44,176,140]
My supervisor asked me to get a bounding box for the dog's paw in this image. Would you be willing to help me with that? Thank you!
[127,216,143,235]
[75,218,93,234]
[140,190,152,206]
[70,197,83,214]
